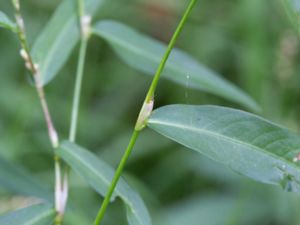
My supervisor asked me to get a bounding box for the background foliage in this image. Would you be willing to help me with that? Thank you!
[1,0,300,224]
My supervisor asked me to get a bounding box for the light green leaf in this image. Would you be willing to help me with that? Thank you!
[147,104,300,193]
[281,0,300,32]
[58,141,152,225]
[92,20,259,112]
[0,203,55,225]
[0,156,53,202]
[0,11,17,32]
[31,0,104,85]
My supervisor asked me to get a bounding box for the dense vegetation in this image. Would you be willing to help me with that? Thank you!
[1,0,300,225]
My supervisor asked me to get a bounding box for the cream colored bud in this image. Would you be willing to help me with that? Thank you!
[81,15,92,38]
[135,99,154,131]
[20,49,28,61]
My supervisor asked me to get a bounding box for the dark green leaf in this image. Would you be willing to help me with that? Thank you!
[58,141,152,225]
[148,104,300,193]
[0,156,53,202]
[0,11,17,32]
[0,203,55,225]
[92,20,259,112]
[31,0,104,85]
[155,194,271,225]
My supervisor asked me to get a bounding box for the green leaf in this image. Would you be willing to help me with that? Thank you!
[31,0,104,85]
[92,20,259,112]
[0,156,53,202]
[58,141,152,225]
[0,203,55,225]
[147,104,300,193]
[0,11,17,32]
[281,0,300,32]
[155,194,271,225]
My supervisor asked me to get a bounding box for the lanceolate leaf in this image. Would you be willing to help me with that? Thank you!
[58,141,152,225]
[0,203,55,225]
[147,104,300,193]
[31,0,104,85]
[0,157,53,202]
[0,11,17,32]
[92,20,259,112]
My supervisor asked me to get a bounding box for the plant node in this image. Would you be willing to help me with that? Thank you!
[135,99,154,131]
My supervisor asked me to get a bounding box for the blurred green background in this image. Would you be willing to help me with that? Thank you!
[1,0,300,224]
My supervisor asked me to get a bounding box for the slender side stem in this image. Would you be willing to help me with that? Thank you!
[69,37,88,142]
[64,1,90,224]
[70,0,91,142]
[11,0,64,222]
[93,1,197,224]
[11,0,59,149]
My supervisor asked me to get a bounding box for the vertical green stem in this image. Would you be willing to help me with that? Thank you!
[65,1,89,224]
[69,0,90,142]
[69,37,88,142]
[93,130,140,225]
[93,0,197,224]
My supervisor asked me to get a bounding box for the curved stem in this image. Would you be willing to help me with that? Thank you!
[93,0,198,224]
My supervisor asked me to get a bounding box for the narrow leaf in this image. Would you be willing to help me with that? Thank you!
[31,0,104,85]
[0,203,55,225]
[92,20,259,112]
[0,11,17,32]
[147,104,300,193]
[0,156,53,202]
[58,141,152,225]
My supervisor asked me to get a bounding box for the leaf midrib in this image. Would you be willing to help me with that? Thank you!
[37,17,76,82]
[24,206,54,225]
[61,144,114,195]
[93,25,256,109]
[60,144,144,225]
[148,118,299,171]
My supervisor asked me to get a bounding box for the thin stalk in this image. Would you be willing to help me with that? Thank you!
[11,0,64,222]
[69,37,88,142]
[145,0,197,103]
[92,0,197,224]
[69,0,91,142]
[93,130,139,225]
[65,1,90,224]
[11,0,58,149]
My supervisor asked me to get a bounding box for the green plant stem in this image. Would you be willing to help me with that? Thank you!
[11,0,64,222]
[93,130,139,225]
[65,1,89,224]
[11,0,59,148]
[145,0,198,103]
[69,37,88,142]
[93,0,197,224]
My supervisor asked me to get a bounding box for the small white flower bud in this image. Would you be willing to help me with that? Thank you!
[135,99,154,131]
[81,15,92,38]
[20,49,28,61]
[49,127,59,148]
[25,61,31,70]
